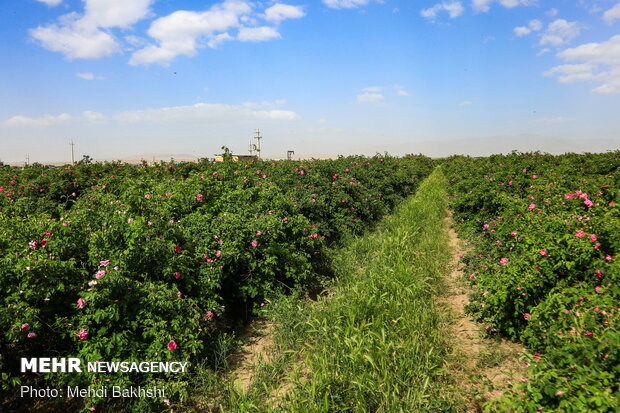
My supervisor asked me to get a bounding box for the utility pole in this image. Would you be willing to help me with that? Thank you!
[248,128,262,159]
[254,128,262,159]
[69,140,75,165]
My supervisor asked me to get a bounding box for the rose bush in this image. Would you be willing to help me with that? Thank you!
[444,151,619,411]
[0,155,433,411]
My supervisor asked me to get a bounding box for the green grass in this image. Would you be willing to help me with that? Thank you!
[203,168,467,412]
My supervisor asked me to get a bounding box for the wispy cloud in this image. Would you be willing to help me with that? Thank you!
[4,113,71,127]
[544,35,620,94]
[76,72,105,80]
[263,4,305,22]
[540,19,582,47]
[322,0,373,10]
[115,102,301,123]
[356,92,385,104]
[4,100,301,128]
[35,0,63,6]
[603,3,620,25]
[459,100,473,106]
[30,0,154,59]
[421,2,464,20]
[472,0,534,13]
[29,1,306,66]
[513,19,542,37]
[130,1,304,66]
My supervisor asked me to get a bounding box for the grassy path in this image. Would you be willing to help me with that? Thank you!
[214,168,467,412]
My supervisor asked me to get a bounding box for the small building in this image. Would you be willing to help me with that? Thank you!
[214,154,257,163]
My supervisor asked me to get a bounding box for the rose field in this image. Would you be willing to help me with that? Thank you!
[0,151,618,412]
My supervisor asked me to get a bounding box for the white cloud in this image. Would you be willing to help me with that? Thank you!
[362,86,383,92]
[356,92,385,104]
[81,0,153,29]
[30,0,153,59]
[76,72,105,80]
[241,100,287,108]
[4,113,71,127]
[459,100,473,106]
[545,35,620,93]
[30,16,119,59]
[421,2,464,20]
[130,1,252,65]
[32,0,304,65]
[529,19,542,31]
[323,0,372,9]
[264,4,305,23]
[82,111,107,122]
[544,64,600,83]
[472,0,534,13]
[514,26,531,36]
[540,19,581,46]
[514,19,541,37]
[546,8,558,18]
[393,85,410,96]
[207,33,234,48]
[130,1,295,66]
[115,102,300,123]
[35,0,62,6]
[537,48,551,56]
[238,26,281,42]
[603,3,620,25]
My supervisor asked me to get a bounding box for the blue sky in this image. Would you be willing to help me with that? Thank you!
[1,0,619,163]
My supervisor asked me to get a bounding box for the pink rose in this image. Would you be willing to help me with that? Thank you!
[167,340,177,350]
[21,323,29,332]
[175,272,181,279]
[575,230,585,238]
[196,194,204,201]
[77,329,88,340]
[540,249,547,256]
[205,311,214,320]
[77,298,86,309]
[500,257,509,265]
[99,259,110,267]
[251,240,258,247]
[27,332,38,339]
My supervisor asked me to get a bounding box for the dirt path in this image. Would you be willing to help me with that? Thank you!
[229,318,275,393]
[443,213,526,411]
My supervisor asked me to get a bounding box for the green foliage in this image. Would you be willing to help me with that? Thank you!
[214,169,460,411]
[0,155,433,411]
[444,151,620,411]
